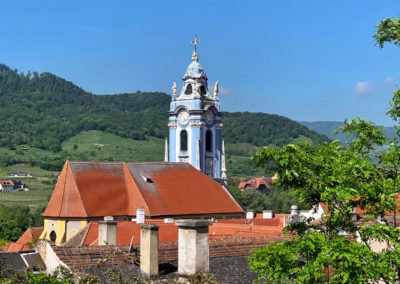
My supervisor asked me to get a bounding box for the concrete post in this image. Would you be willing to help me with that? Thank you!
[98,220,117,245]
[140,224,159,276]
[175,219,212,275]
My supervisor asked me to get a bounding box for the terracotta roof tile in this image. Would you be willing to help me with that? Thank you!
[44,161,244,218]
[80,219,284,246]
[6,243,25,252]
[237,176,273,190]
[126,163,243,216]
[44,162,87,217]
[1,242,11,252]
[16,227,43,247]
[0,180,14,186]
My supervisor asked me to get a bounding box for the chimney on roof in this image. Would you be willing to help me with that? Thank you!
[246,211,255,219]
[140,224,159,276]
[136,209,145,224]
[175,219,212,275]
[351,207,358,222]
[263,210,274,219]
[164,218,174,224]
[98,218,117,246]
[288,205,302,225]
[291,205,298,216]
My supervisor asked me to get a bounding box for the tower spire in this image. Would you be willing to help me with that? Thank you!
[191,34,200,61]
[191,34,200,52]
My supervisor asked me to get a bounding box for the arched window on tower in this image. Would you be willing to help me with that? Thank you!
[200,85,206,96]
[185,84,192,95]
[206,130,212,152]
[181,130,188,152]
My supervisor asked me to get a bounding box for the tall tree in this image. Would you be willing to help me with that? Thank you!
[248,17,400,283]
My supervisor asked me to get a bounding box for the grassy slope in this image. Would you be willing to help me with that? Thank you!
[0,165,58,208]
[0,130,266,207]
[62,130,164,162]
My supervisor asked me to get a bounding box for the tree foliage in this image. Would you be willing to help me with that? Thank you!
[0,205,44,241]
[249,112,400,282]
[374,17,400,48]
[223,112,329,147]
[248,19,400,282]
[230,185,303,214]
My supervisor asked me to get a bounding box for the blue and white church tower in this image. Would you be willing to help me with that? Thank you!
[166,36,227,179]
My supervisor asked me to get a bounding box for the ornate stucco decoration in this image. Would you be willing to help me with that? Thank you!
[214,81,219,98]
[190,122,205,128]
[172,82,177,98]
[178,110,190,125]
[215,123,223,129]
[168,123,177,129]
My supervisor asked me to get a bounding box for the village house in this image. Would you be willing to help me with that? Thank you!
[0,180,24,191]
[8,171,32,178]
[0,180,14,191]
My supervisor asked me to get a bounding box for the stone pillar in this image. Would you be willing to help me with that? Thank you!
[175,219,212,275]
[98,220,117,245]
[140,224,159,276]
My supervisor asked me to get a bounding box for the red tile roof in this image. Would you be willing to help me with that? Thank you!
[44,161,244,218]
[237,176,273,190]
[82,221,179,246]
[1,227,43,253]
[0,180,14,186]
[1,242,10,252]
[16,227,43,246]
[77,218,285,246]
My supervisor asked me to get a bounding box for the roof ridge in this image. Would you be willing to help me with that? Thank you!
[57,162,69,217]
[68,161,190,165]
[66,161,89,217]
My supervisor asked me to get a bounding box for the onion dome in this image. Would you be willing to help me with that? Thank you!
[183,50,207,80]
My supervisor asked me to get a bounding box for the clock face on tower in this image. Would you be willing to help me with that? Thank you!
[205,109,215,125]
[178,110,190,125]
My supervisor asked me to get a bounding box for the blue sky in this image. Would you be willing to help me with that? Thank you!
[1,1,400,126]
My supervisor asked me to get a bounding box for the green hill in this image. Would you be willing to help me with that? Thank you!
[0,63,330,176]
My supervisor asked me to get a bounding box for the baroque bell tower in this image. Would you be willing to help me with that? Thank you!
[167,35,226,179]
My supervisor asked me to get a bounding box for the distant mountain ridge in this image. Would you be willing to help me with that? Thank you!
[299,121,395,144]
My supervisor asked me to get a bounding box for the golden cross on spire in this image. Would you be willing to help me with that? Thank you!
[191,34,200,52]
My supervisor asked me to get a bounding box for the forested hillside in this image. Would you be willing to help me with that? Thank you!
[0,64,329,173]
